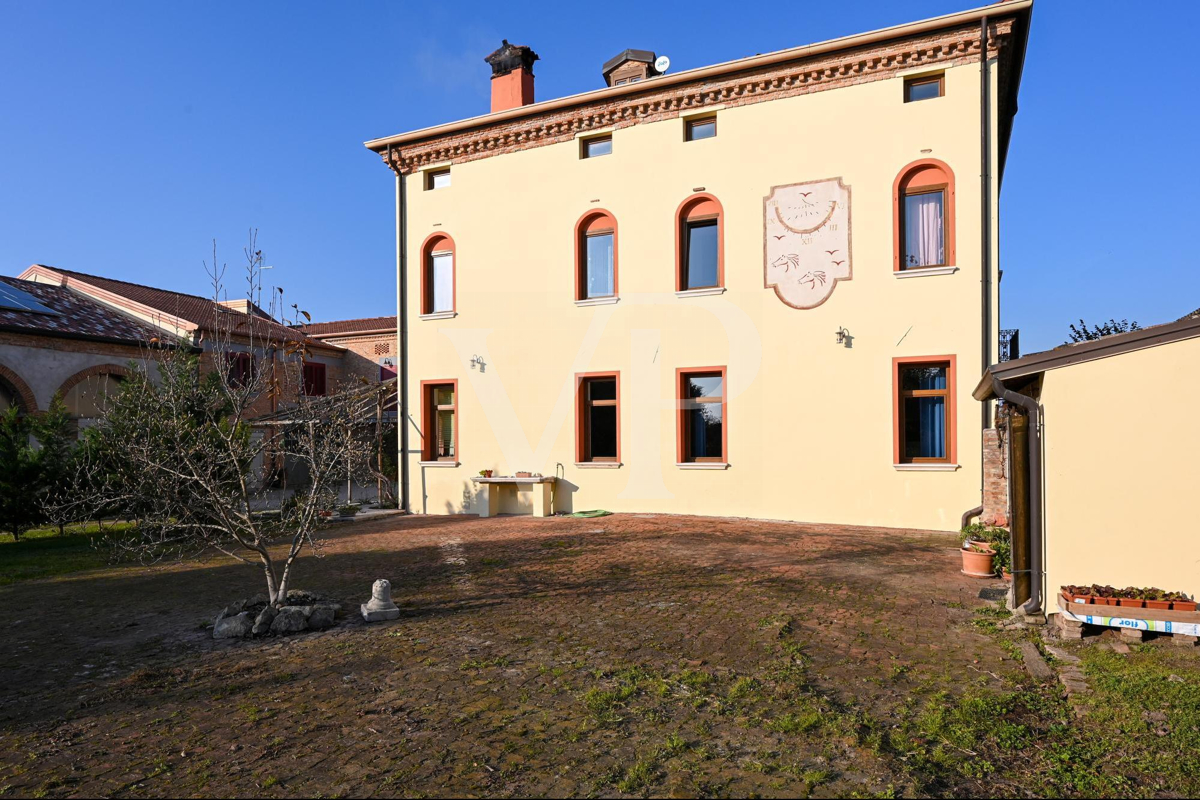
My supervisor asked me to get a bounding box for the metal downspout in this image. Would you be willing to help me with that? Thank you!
[980,16,992,431]
[386,145,411,513]
[990,374,1042,616]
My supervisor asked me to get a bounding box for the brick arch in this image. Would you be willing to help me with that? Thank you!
[0,363,38,414]
[56,364,133,402]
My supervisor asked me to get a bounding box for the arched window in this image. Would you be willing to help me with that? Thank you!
[675,194,724,292]
[574,210,618,302]
[420,233,456,316]
[893,159,955,272]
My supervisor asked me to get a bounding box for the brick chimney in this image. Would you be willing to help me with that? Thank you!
[484,40,539,113]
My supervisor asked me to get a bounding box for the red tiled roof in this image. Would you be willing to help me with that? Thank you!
[36,266,341,351]
[0,276,172,346]
[299,316,397,337]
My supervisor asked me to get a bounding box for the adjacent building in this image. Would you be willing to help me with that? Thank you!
[0,275,175,433]
[975,310,1200,615]
[365,2,1034,527]
[6,265,351,431]
[298,316,398,385]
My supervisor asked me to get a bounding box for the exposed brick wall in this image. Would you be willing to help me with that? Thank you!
[982,424,1009,527]
[318,333,397,385]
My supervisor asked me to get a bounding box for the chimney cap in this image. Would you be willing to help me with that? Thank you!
[601,48,659,78]
[485,39,539,78]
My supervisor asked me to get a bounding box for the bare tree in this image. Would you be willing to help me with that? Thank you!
[66,237,386,605]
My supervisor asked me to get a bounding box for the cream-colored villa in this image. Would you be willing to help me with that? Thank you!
[365,2,1033,531]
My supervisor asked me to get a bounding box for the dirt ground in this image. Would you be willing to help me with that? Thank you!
[0,513,1036,797]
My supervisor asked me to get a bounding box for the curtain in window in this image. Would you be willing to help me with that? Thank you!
[437,409,454,457]
[904,191,944,268]
[916,397,945,459]
[432,253,453,312]
[586,233,614,297]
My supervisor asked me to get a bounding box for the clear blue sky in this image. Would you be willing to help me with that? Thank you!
[1,1,1196,353]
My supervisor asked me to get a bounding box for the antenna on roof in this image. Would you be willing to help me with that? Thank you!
[654,55,671,74]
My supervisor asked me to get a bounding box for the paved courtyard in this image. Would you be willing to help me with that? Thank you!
[0,513,1138,797]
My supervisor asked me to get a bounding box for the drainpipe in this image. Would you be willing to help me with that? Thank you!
[961,505,983,530]
[979,16,992,431]
[989,374,1042,616]
[386,145,411,513]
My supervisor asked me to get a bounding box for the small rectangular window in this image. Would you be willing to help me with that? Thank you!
[302,362,327,397]
[898,363,950,463]
[679,370,725,463]
[423,382,457,461]
[901,189,946,269]
[578,375,619,462]
[685,117,717,141]
[904,75,944,103]
[426,169,451,190]
[581,136,612,159]
[683,220,719,290]
[585,231,614,298]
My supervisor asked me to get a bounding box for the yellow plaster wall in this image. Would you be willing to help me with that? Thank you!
[401,61,1000,530]
[1038,336,1200,608]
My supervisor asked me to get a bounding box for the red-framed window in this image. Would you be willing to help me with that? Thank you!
[421,380,458,462]
[676,367,727,463]
[575,372,620,464]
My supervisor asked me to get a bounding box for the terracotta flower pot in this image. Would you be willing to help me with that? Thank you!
[1002,569,1013,582]
[1116,598,1145,609]
[1145,600,1171,611]
[516,471,532,478]
[1171,600,1198,612]
[961,546,996,578]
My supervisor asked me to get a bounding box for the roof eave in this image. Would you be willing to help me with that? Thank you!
[364,0,1034,153]
[974,314,1200,401]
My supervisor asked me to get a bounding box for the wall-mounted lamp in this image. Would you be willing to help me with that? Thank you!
[836,327,853,348]
[469,354,487,373]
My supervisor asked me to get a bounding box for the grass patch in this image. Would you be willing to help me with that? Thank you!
[0,522,138,585]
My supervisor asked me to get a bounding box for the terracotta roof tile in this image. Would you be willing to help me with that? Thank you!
[40,266,339,350]
[299,316,397,337]
[0,276,169,346]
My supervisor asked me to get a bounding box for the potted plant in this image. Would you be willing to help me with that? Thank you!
[1143,588,1171,611]
[1090,585,1118,606]
[960,540,996,577]
[337,503,360,518]
[1062,585,1092,605]
[959,524,1009,579]
[516,471,532,478]
[1166,592,1197,612]
[1116,587,1145,610]
[479,469,494,478]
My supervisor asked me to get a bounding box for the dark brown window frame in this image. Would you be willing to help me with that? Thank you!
[421,380,458,462]
[424,168,451,190]
[676,367,727,464]
[903,73,945,103]
[580,134,613,159]
[681,215,721,290]
[575,372,620,463]
[896,360,953,464]
[684,115,717,142]
[898,184,949,270]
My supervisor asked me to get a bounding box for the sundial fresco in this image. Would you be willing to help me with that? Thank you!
[763,177,852,309]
